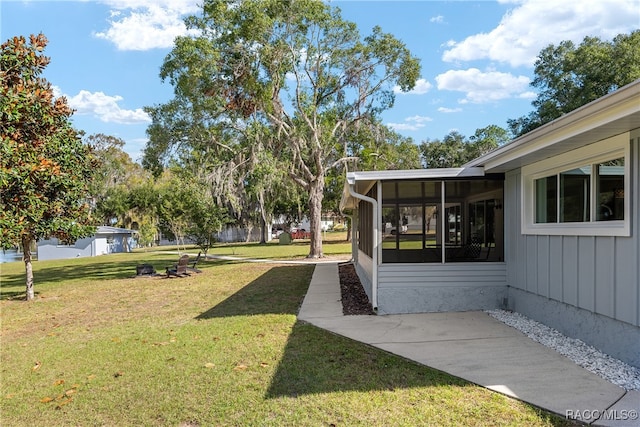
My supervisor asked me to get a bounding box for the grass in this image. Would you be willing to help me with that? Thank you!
[192,231,352,260]
[1,239,576,426]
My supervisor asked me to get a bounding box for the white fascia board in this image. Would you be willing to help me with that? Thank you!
[347,167,485,183]
[466,79,640,171]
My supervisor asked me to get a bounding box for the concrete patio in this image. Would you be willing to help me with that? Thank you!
[298,263,639,426]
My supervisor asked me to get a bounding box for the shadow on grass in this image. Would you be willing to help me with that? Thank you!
[0,260,138,291]
[196,265,314,318]
[265,320,466,398]
[195,264,465,398]
[0,255,223,300]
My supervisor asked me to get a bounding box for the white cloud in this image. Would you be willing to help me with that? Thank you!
[66,90,152,124]
[394,78,432,95]
[387,115,433,131]
[95,0,200,50]
[438,107,463,113]
[435,68,531,103]
[430,15,445,24]
[443,0,639,67]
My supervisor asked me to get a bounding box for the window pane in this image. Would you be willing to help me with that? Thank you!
[424,205,438,248]
[381,205,398,250]
[398,181,422,199]
[560,166,590,222]
[398,204,423,250]
[597,157,625,221]
[535,176,557,223]
[382,181,396,200]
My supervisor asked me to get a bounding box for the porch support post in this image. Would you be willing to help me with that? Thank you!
[441,180,446,264]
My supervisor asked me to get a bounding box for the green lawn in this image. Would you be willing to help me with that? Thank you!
[0,240,575,426]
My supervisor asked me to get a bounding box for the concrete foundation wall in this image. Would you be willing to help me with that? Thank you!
[378,285,508,315]
[508,287,640,368]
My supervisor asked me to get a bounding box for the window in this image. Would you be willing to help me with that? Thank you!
[381,179,503,263]
[522,133,630,236]
[596,158,625,221]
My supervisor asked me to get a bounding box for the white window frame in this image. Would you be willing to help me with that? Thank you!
[521,132,630,236]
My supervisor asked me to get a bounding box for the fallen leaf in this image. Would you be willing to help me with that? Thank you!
[53,379,65,386]
[55,398,72,409]
[64,389,76,397]
[40,396,54,403]
[32,362,42,371]
[260,362,269,368]
[204,363,215,369]
[86,375,96,381]
[153,342,169,346]
[233,364,248,371]
[114,371,124,378]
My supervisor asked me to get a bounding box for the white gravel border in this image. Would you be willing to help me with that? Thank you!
[485,309,640,391]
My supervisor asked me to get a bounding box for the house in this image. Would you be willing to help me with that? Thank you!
[37,226,136,261]
[340,79,640,368]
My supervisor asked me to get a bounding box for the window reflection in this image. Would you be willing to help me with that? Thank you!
[381,179,503,263]
[597,158,624,221]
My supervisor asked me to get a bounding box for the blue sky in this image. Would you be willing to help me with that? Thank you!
[2,0,638,162]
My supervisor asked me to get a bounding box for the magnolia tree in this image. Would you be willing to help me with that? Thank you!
[0,34,97,300]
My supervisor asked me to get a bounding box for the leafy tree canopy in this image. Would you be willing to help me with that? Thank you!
[509,30,640,136]
[147,0,421,257]
[0,34,98,300]
[419,125,510,168]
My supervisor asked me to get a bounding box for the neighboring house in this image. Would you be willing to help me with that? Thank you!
[37,226,136,261]
[341,79,640,368]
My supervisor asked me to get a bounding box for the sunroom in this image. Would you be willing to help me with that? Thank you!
[341,168,508,314]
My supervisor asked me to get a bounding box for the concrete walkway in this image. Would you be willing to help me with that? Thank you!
[298,263,639,427]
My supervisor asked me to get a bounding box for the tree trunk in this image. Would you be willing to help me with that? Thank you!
[258,190,267,245]
[307,177,324,258]
[22,236,35,301]
[346,218,351,242]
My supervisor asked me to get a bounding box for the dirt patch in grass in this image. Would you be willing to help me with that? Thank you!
[338,262,374,315]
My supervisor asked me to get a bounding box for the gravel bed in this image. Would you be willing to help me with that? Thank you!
[486,309,640,391]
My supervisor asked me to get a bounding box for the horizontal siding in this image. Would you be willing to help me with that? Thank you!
[378,263,507,288]
[504,134,640,327]
[356,249,373,281]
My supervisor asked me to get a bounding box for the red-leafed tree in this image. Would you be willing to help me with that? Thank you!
[0,34,98,300]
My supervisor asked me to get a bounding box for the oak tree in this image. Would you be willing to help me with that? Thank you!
[509,31,640,136]
[152,0,421,258]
